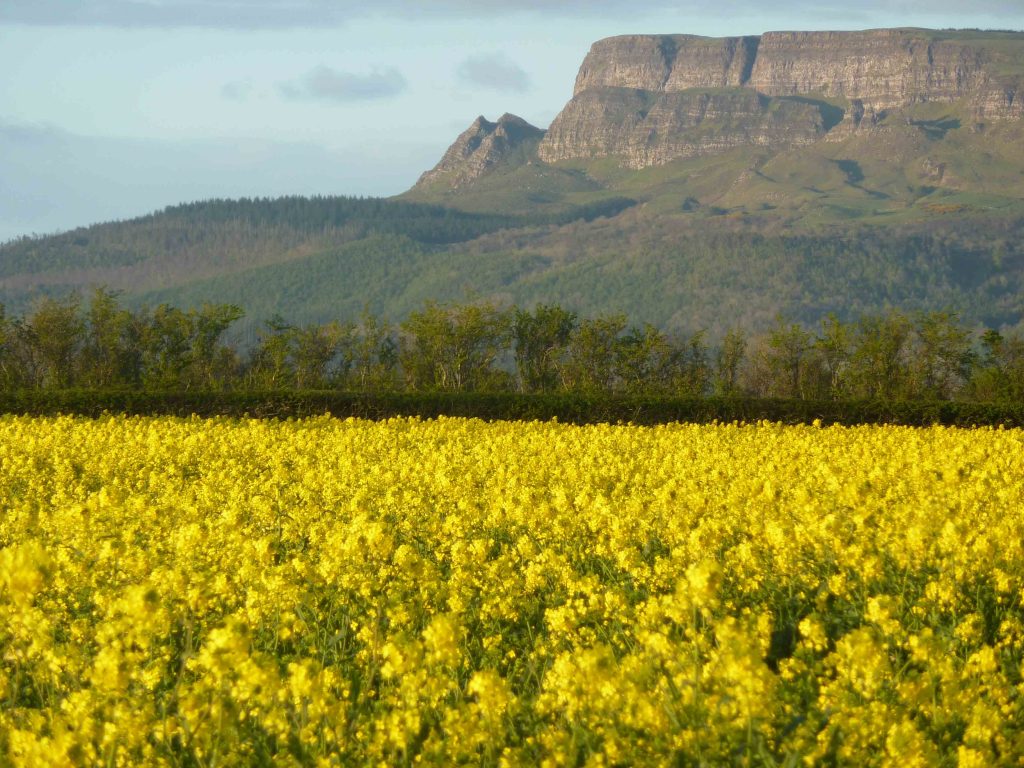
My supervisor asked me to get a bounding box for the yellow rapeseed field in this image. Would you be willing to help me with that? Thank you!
[0,414,1022,766]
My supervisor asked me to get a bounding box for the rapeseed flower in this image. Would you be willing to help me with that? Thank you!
[0,414,1021,765]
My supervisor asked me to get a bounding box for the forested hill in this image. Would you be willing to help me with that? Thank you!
[0,195,634,314]
[2,194,1024,338]
[0,195,523,282]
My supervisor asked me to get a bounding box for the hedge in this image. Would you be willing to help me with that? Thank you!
[0,390,1022,427]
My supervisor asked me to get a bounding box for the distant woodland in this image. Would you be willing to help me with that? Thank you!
[3,288,1024,404]
[3,196,1023,340]
[0,195,636,279]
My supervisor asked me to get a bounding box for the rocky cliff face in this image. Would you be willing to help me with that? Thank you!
[539,87,826,169]
[572,34,760,94]
[417,113,545,188]
[539,28,1024,167]
[747,30,1021,118]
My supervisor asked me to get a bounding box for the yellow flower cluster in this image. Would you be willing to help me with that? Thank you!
[0,414,1022,766]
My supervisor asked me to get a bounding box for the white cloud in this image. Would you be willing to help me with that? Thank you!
[457,53,531,93]
[278,66,408,103]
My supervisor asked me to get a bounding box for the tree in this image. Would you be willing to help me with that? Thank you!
[764,318,814,399]
[139,305,194,390]
[676,331,712,397]
[350,309,398,391]
[613,325,709,395]
[400,300,512,392]
[292,321,354,389]
[139,303,243,390]
[247,315,295,390]
[616,324,673,394]
[14,294,86,389]
[846,312,912,400]
[189,304,244,389]
[512,304,575,393]
[714,328,747,397]
[79,288,141,388]
[907,311,973,400]
[560,313,627,393]
[815,314,851,400]
[0,304,15,389]
[969,328,1024,402]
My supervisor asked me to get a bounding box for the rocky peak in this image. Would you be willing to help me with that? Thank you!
[494,113,539,135]
[416,114,545,189]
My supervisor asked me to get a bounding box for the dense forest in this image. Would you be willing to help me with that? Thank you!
[3,288,1023,403]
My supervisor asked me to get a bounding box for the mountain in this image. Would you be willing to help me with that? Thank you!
[407,28,1024,223]
[417,114,546,189]
[3,28,1024,337]
[541,28,1023,167]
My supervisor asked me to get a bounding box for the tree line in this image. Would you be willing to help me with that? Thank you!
[2,289,1023,402]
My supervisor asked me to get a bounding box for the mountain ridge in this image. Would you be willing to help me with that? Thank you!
[3,28,1024,337]
[569,29,1023,110]
[408,27,1024,234]
[415,28,1024,186]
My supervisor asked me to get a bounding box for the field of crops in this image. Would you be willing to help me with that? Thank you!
[0,415,1022,766]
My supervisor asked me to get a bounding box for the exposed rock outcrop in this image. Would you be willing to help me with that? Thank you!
[539,28,1024,167]
[572,34,760,94]
[417,113,545,188]
[539,88,826,169]
[747,29,1021,119]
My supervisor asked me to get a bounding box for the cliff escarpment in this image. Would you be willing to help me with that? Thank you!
[572,34,760,94]
[537,87,827,169]
[538,28,1024,167]
[747,30,1020,117]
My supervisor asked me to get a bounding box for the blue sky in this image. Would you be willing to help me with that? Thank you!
[2,1,1022,241]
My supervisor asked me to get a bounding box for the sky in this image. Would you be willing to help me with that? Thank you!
[2,1,1023,242]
